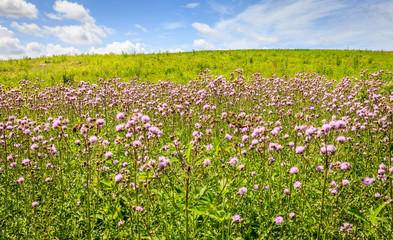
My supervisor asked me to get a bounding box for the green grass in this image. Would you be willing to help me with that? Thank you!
[1,49,393,86]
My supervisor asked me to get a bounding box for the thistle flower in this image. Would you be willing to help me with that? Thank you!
[290,167,298,174]
[295,146,306,154]
[284,189,291,195]
[32,201,39,207]
[89,136,97,143]
[293,181,301,188]
[17,177,25,183]
[316,165,323,172]
[116,112,125,120]
[362,177,375,186]
[289,212,295,218]
[274,216,284,224]
[232,214,241,223]
[239,187,247,195]
[114,174,123,183]
[118,221,125,227]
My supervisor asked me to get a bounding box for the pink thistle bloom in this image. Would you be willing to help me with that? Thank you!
[251,139,259,145]
[253,184,259,190]
[238,164,245,170]
[283,134,289,139]
[89,136,97,143]
[228,157,238,166]
[295,146,306,154]
[374,193,381,198]
[115,124,124,132]
[326,145,336,153]
[203,159,211,167]
[96,119,105,126]
[242,135,249,143]
[118,221,125,227]
[135,206,144,212]
[17,177,25,183]
[141,115,150,123]
[105,151,113,159]
[45,177,52,182]
[362,177,375,186]
[274,216,284,224]
[288,142,294,147]
[75,140,81,145]
[342,179,349,186]
[293,181,301,188]
[340,162,350,170]
[30,143,38,150]
[232,214,241,223]
[239,187,247,195]
[204,144,213,151]
[265,185,270,190]
[132,140,142,147]
[284,189,291,195]
[32,201,39,207]
[116,112,125,120]
[21,159,30,165]
[102,140,109,146]
[289,212,295,218]
[336,136,346,143]
[114,174,123,183]
[290,167,298,174]
[225,134,233,140]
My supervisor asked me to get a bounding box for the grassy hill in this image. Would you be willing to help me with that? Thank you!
[1,49,393,86]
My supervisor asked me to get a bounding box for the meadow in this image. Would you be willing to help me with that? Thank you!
[1,49,393,86]
[1,50,393,239]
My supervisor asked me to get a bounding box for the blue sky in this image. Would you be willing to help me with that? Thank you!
[0,0,392,59]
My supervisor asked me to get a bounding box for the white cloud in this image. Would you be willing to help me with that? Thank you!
[193,39,215,50]
[50,0,95,23]
[193,0,393,50]
[88,41,146,54]
[191,22,216,35]
[44,23,111,45]
[0,0,38,18]
[10,22,42,36]
[162,22,184,30]
[135,24,147,32]
[0,25,81,59]
[184,3,199,8]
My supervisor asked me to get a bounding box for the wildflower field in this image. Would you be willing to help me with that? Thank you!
[1,51,393,239]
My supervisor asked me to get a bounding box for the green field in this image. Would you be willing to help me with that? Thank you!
[1,49,393,86]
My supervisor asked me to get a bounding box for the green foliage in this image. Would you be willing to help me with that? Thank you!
[0,49,393,86]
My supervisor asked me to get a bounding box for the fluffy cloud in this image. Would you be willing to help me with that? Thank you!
[193,0,393,50]
[0,0,38,18]
[193,39,215,50]
[10,22,42,36]
[0,25,81,59]
[48,0,95,23]
[191,23,216,35]
[88,41,146,54]
[44,23,111,45]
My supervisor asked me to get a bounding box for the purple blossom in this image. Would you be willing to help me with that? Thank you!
[32,201,39,207]
[284,189,291,195]
[118,221,125,227]
[342,179,349,186]
[17,177,25,183]
[116,112,125,120]
[114,174,123,183]
[289,212,295,218]
[316,165,324,172]
[232,214,241,223]
[295,146,306,154]
[239,187,247,195]
[362,177,375,186]
[290,167,298,174]
[293,181,301,188]
[274,216,284,224]
[89,136,97,143]
[340,162,350,170]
